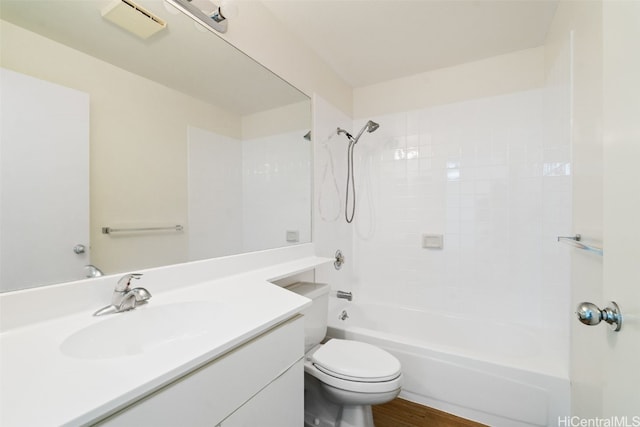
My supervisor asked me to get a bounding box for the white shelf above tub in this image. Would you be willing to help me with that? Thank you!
[557,234,603,256]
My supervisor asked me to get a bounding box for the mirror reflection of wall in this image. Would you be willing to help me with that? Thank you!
[0,0,311,292]
[188,101,311,261]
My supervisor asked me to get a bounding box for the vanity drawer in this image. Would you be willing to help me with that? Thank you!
[97,316,304,426]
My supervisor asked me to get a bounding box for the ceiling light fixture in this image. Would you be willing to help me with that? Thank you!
[165,0,237,34]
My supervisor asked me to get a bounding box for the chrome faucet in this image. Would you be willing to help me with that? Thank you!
[93,273,152,316]
[84,264,104,278]
[336,290,353,301]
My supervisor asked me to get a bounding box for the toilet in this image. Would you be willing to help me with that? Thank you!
[287,282,402,427]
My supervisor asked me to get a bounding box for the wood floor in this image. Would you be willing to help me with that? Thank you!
[372,398,487,427]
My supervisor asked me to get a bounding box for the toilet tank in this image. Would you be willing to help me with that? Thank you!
[286,282,329,352]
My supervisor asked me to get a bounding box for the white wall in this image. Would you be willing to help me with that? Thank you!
[353,90,570,331]
[313,95,356,292]
[1,20,316,278]
[242,130,311,252]
[188,126,244,261]
[215,1,352,116]
[354,47,545,119]
[241,100,310,140]
[315,48,572,374]
[187,123,311,259]
[0,20,242,275]
[240,101,312,253]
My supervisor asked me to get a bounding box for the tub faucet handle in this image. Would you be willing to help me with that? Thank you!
[334,249,345,270]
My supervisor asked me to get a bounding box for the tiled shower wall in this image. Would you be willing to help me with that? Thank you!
[188,127,311,259]
[316,88,572,337]
[242,130,312,252]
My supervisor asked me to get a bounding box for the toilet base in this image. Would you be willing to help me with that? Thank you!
[337,405,374,427]
[304,373,398,427]
[304,375,341,427]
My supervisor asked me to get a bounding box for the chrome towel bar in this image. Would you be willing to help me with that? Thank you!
[557,234,603,256]
[102,225,184,235]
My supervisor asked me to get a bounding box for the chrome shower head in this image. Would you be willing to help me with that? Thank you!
[366,120,379,133]
[337,120,380,144]
[352,119,380,143]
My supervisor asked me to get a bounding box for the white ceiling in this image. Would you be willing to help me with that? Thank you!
[260,0,559,88]
[1,0,560,109]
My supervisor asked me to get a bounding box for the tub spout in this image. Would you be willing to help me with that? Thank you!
[337,290,353,301]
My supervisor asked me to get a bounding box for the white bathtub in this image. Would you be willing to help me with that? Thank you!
[327,301,569,427]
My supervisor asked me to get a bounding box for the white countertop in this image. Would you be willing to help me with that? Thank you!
[0,253,330,426]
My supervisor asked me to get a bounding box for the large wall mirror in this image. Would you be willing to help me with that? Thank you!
[0,0,311,292]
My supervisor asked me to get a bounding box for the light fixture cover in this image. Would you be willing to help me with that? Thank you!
[166,0,227,33]
[101,0,167,40]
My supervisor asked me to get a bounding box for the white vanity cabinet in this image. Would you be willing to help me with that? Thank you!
[219,360,303,427]
[98,316,304,427]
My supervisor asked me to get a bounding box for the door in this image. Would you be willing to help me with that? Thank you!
[600,0,640,417]
[0,68,90,291]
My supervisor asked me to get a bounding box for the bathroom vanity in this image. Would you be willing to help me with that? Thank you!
[100,317,304,427]
[0,245,329,427]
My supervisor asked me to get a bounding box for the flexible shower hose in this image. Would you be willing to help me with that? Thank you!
[345,139,356,223]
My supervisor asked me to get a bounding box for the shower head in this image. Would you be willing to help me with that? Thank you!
[352,119,380,144]
[365,120,380,133]
[337,120,380,145]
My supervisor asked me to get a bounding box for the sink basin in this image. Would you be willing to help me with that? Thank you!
[61,301,227,360]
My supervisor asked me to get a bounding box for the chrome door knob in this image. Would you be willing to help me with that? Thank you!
[576,301,622,332]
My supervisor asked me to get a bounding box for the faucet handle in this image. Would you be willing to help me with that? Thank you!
[116,273,143,292]
[118,292,138,312]
[131,287,152,303]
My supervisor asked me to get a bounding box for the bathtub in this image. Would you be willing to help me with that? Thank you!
[326,301,569,427]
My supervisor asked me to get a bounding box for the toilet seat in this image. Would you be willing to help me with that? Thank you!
[304,339,402,394]
[311,339,401,382]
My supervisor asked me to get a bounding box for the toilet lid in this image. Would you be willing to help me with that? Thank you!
[311,339,401,382]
